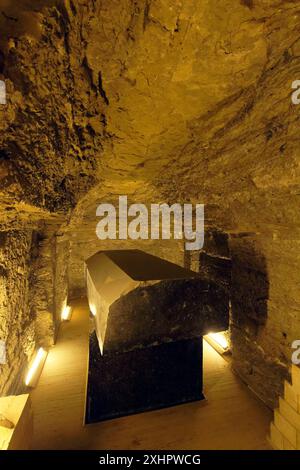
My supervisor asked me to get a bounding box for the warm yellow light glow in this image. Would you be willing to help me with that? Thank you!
[25,348,47,387]
[89,303,97,316]
[208,332,229,350]
[61,305,72,321]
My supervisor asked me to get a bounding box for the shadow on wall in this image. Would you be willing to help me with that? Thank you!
[192,230,288,409]
[230,233,269,333]
[229,234,287,409]
[198,230,232,296]
[192,231,269,329]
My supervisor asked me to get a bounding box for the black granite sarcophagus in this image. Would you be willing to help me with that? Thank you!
[85,250,228,423]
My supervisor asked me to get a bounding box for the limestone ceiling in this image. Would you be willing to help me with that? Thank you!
[0,0,300,235]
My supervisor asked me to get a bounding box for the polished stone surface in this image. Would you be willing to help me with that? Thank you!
[85,250,229,354]
[86,332,204,423]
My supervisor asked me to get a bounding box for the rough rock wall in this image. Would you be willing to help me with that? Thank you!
[199,230,231,295]
[0,1,96,395]
[0,228,69,395]
[30,232,56,348]
[0,230,34,395]
[230,234,300,409]
[31,231,70,344]
[53,234,70,329]
[197,230,299,410]
[0,0,106,227]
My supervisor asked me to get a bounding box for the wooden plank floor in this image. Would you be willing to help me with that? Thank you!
[30,299,272,450]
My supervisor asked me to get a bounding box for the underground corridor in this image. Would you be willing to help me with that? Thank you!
[1,0,300,456]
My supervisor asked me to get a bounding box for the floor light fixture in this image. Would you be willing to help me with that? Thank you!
[61,305,72,321]
[89,303,97,316]
[205,331,230,354]
[25,347,48,388]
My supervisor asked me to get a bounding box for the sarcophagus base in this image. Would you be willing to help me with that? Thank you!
[86,333,204,423]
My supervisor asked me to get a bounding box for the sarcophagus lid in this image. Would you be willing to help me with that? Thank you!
[85,250,228,354]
